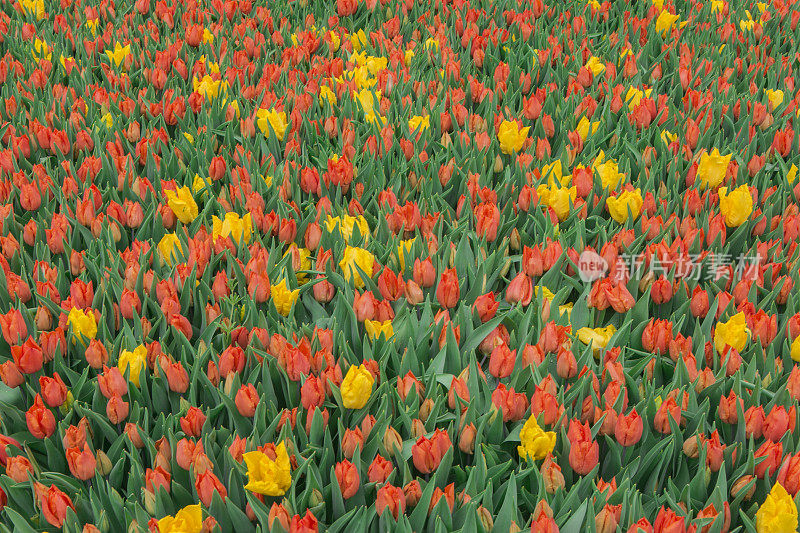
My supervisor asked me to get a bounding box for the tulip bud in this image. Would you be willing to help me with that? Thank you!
[730,475,756,500]
[95,450,113,476]
[383,426,403,458]
[682,435,700,458]
[459,423,476,454]
[419,398,434,422]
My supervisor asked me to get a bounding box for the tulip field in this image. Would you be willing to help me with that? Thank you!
[2,0,800,530]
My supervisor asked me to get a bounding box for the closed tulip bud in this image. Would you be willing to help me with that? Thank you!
[541,454,565,494]
[180,407,206,437]
[614,408,643,446]
[717,391,741,425]
[596,504,620,533]
[95,450,112,476]
[11,337,43,374]
[383,426,403,458]
[268,503,291,532]
[488,342,516,378]
[411,418,426,439]
[459,423,476,454]
[682,434,700,458]
[436,268,460,309]
[124,423,145,448]
[763,405,795,442]
[754,439,783,478]
[730,475,756,500]
[419,398,434,422]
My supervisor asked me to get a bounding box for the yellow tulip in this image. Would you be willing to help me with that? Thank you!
[718,185,753,227]
[105,42,131,69]
[625,87,652,110]
[577,325,617,354]
[165,187,199,225]
[212,212,252,245]
[284,244,312,284]
[319,85,337,106]
[68,308,97,345]
[755,482,798,533]
[696,148,731,189]
[365,320,394,341]
[584,56,606,77]
[158,233,183,266]
[271,279,299,316]
[576,116,599,142]
[788,164,798,184]
[202,28,214,44]
[350,29,368,52]
[32,39,51,62]
[408,114,430,134]
[791,336,800,363]
[118,345,147,387]
[255,108,288,141]
[397,238,415,271]
[341,364,374,409]
[766,89,784,111]
[498,120,530,155]
[517,415,557,461]
[20,0,45,19]
[325,215,370,244]
[193,75,228,102]
[655,11,686,34]
[158,505,203,533]
[592,152,626,190]
[243,442,292,496]
[339,246,375,288]
[714,312,749,354]
[606,188,643,223]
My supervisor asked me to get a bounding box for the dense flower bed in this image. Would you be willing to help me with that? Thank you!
[0,0,799,530]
